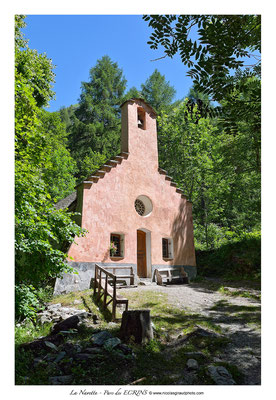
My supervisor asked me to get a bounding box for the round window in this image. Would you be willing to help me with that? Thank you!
[135,199,145,216]
[134,195,153,217]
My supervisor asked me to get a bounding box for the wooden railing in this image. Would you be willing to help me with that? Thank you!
[93,264,131,320]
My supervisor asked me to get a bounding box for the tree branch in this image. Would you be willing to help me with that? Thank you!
[150,55,168,62]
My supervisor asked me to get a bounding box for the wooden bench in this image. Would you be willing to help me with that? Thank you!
[93,264,129,320]
[153,267,189,286]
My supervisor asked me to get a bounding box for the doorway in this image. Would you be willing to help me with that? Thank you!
[137,230,147,277]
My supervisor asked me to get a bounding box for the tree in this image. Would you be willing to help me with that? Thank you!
[124,86,142,101]
[144,15,261,248]
[158,100,260,249]
[38,110,77,201]
[15,15,85,286]
[141,69,176,114]
[143,15,261,101]
[68,56,127,179]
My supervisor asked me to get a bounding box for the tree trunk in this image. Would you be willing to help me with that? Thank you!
[119,310,153,344]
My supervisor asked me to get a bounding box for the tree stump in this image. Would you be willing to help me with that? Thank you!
[119,309,153,344]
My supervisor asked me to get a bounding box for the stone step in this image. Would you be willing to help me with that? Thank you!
[139,278,156,286]
[170,182,177,187]
[165,176,173,181]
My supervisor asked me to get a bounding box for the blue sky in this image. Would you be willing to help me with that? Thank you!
[24,15,194,112]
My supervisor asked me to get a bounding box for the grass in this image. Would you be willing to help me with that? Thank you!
[210,299,261,327]
[218,286,261,301]
[15,320,53,346]
[15,285,259,385]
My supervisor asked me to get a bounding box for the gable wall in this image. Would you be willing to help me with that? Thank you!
[67,99,196,280]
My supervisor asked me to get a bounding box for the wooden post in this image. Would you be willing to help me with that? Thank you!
[103,275,108,309]
[130,266,134,285]
[119,309,153,344]
[112,275,117,320]
[97,269,102,300]
[93,265,98,296]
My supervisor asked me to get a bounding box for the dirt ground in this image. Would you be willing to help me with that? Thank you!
[122,279,261,385]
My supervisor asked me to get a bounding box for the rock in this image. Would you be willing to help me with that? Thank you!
[74,353,97,361]
[47,303,62,310]
[40,316,52,325]
[186,359,199,370]
[45,341,59,351]
[165,333,171,342]
[60,342,75,355]
[178,371,197,385]
[207,365,236,385]
[117,343,132,355]
[33,357,46,366]
[84,347,102,354]
[73,344,82,353]
[20,333,64,352]
[54,266,94,295]
[54,351,66,363]
[192,327,220,338]
[73,300,82,305]
[52,316,62,323]
[184,352,207,358]
[103,337,121,350]
[139,280,152,286]
[45,354,57,362]
[91,331,113,346]
[51,313,88,334]
[49,375,73,385]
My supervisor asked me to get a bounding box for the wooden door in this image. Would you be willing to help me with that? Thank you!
[137,230,147,277]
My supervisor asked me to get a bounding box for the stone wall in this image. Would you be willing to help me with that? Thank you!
[54,262,137,295]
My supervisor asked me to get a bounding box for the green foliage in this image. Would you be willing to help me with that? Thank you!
[15,169,86,285]
[196,230,261,280]
[158,99,260,250]
[15,16,86,297]
[143,15,261,101]
[67,56,127,179]
[143,14,261,138]
[141,69,176,114]
[38,110,77,200]
[15,283,53,323]
[15,284,41,321]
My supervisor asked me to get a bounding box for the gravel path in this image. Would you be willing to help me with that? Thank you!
[125,280,261,385]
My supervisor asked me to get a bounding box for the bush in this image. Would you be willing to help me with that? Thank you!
[15,284,42,322]
[196,230,261,280]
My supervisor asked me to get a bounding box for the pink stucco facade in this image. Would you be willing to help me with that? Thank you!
[66,99,196,281]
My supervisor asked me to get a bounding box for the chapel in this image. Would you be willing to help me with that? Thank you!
[54,98,196,294]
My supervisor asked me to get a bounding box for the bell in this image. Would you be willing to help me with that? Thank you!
[138,118,143,127]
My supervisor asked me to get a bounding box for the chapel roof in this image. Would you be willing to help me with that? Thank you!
[120,98,157,116]
[55,191,77,210]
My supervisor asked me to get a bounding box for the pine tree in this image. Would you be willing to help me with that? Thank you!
[141,69,176,114]
[68,56,127,179]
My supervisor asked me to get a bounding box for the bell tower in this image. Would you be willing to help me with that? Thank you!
[120,98,159,170]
